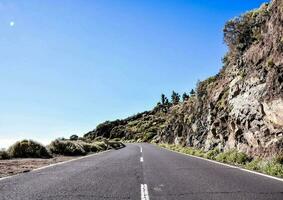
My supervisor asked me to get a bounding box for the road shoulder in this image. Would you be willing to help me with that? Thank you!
[158,144,283,183]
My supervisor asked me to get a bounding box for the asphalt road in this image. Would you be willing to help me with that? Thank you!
[0,143,283,200]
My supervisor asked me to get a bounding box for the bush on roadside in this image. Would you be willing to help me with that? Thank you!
[274,152,283,164]
[215,149,249,165]
[7,140,52,159]
[95,141,108,150]
[142,132,157,142]
[48,140,87,156]
[192,149,206,157]
[160,144,206,158]
[245,158,283,177]
[205,148,220,160]
[81,140,125,151]
[261,161,283,177]
[0,150,10,159]
[245,158,262,171]
[47,140,114,156]
[80,141,108,152]
[79,142,99,153]
[159,143,283,178]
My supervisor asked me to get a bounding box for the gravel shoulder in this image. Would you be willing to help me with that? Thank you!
[0,156,80,178]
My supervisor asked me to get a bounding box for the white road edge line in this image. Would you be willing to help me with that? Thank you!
[141,184,150,200]
[160,146,283,183]
[0,150,111,182]
[140,157,144,162]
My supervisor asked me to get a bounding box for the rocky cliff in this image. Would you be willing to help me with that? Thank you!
[84,0,283,158]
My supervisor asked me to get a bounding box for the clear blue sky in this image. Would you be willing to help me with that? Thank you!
[0,0,267,148]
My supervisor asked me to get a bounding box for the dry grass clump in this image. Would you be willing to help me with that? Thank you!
[48,139,125,156]
[1,138,126,160]
[7,140,51,159]
[48,140,88,156]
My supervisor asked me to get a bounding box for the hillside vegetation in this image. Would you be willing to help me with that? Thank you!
[159,143,283,178]
[84,0,283,159]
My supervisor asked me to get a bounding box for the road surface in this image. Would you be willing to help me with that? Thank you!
[0,143,283,200]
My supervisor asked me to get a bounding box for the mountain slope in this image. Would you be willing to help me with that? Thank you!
[84,0,283,158]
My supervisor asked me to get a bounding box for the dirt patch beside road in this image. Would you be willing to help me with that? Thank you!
[0,156,79,178]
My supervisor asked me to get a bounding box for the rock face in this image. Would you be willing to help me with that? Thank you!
[84,0,283,158]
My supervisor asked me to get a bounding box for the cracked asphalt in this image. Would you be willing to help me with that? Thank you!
[0,143,283,200]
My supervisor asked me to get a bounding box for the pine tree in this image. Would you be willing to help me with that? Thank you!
[190,89,195,96]
[161,94,166,105]
[182,92,189,101]
[157,94,171,113]
[171,91,180,105]
[164,98,169,105]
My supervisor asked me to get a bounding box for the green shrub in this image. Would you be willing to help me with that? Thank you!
[224,5,269,53]
[159,143,167,148]
[160,144,206,158]
[215,152,228,163]
[205,148,220,160]
[230,150,249,164]
[245,158,262,171]
[262,161,283,177]
[0,150,10,159]
[215,150,249,165]
[77,140,112,152]
[206,76,217,85]
[274,153,283,164]
[184,148,195,155]
[142,132,157,142]
[246,158,283,177]
[79,142,101,153]
[95,141,108,150]
[161,144,249,165]
[215,149,249,165]
[48,140,86,156]
[192,149,206,157]
[160,143,283,178]
[8,140,51,158]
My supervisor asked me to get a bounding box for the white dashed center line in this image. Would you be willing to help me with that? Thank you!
[141,184,150,200]
[140,147,148,200]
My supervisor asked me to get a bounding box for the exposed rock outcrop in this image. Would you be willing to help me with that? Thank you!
[84,0,283,158]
